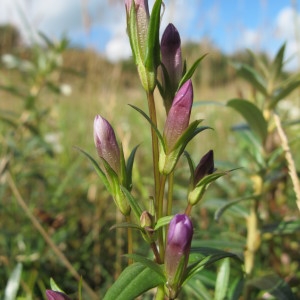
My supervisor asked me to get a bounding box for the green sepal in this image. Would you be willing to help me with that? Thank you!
[103,262,165,300]
[178,54,207,91]
[75,147,112,193]
[144,0,162,72]
[50,278,65,293]
[189,169,238,206]
[127,0,141,64]
[160,121,210,174]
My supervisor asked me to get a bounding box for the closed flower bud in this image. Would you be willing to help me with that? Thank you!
[140,210,154,228]
[163,80,193,152]
[161,23,183,112]
[46,290,71,300]
[94,115,121,176]
[125,0,150,60]
[164,214,193,299]
[194,150,215,186]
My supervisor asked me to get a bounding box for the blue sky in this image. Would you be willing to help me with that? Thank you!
[1,0,300,65]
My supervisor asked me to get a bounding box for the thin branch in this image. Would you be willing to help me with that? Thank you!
[6,171,98,300]
[273,113,300,212]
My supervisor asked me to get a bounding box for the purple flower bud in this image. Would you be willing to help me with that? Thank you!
[94,115,120,176]
[165,214,193,299]
[46,290,71,300]
[163,80,193,152]
[161,23,183,110]
[194,150,215,185]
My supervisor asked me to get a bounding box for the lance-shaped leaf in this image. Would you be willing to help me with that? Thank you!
[188,171,230,206]
[178,54,207,91]
[75,147,111,193]
[103,262,165,300]
[159,120,209,175]
[234,63,268,96]
[227,99,268,143]
[270,43,285,84]
[184,248,240,285]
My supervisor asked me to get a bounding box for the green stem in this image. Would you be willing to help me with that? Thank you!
[158,174,167,261]
[126,215,133,265]
[155,285,165,300]
[147,91,160,207]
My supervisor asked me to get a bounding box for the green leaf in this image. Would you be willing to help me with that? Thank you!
[129,104,165,151]
[75,147,111,193]
[235,63,268,96]
[178,54,207,90]
[126,145,139,191]
[270,43,285,83]
[227,99,268,143]
[103,262,165,300]
[247,274,296,300]
[125,254,165,279]
[4,263,22,300]
[214,258,230,300]
[270,80,300,109]
[145,0,162,71]
[121,186,143,221]
[261,219,300,236]
[214,194,260,222]
[154,215,174,230]
[173,120,206,151]
[183,151,195,183]
[50,278,64,292]
[184,248,239,284]
[184,276,213,300]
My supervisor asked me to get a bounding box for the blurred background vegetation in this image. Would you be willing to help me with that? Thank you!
[0,20,300,299]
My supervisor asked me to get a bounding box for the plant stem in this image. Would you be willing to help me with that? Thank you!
[273,113,300,212]
[6,171,98,300]
[150,241,162,264]
[147,91,160,207]
[185,203,192,216]
[155,285,166,300]
[158,174,167,260]
[126,215,133,265]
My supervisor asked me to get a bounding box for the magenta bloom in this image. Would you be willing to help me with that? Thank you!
[163,80,193,152]
[165,214,193,298]
[46,290,71,300]
[194,150,215,185]
[94,115,121,175]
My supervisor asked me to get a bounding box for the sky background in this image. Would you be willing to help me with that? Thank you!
[1,0,300,67]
